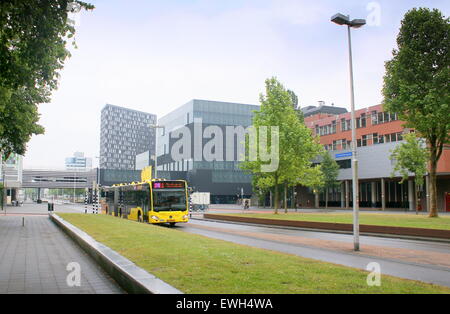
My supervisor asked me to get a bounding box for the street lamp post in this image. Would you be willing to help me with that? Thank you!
[331,13,366,251]
[149,124,165,179]
[1,154,4,212]
[73,169,76,203]
[95,156,101,187]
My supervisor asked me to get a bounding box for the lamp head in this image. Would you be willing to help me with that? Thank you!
[331,13,350,26]
[331,13,366,28]
[350,19,366,28]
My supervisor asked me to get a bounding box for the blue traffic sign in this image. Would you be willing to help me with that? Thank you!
[335,152,352,158]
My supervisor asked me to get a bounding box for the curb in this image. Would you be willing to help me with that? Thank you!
[203,214,450,242]
[50,214,183,294]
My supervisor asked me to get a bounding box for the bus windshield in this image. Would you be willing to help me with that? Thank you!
[152,189,187,212]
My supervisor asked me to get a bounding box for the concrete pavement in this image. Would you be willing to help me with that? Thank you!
[0,213,123,294]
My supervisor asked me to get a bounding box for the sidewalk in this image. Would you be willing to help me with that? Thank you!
[0,215,123,294]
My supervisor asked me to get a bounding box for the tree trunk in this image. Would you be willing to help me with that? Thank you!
[273,176,279,214]
[284,183,288,213]
[269,190,272,209]
[292,186,296,210]
[274,187,279,214]
[325,188,328,209]
[415,184,420,216]
[314,192,319,209]
[429,150,439,217]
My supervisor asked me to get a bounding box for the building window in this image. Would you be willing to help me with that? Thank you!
[385,134,391,143]
[332,141,338,151]
[371,111,378,125]
[390,133,397,142]
[341,118,346,131]
[360,113,366,128]
[336,159,351,169]
[373,133,379,144]
[362,135,368,147]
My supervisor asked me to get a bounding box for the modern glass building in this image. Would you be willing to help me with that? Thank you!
[65,152,92,171]
[99,104,156,185]
[157,99,259,204]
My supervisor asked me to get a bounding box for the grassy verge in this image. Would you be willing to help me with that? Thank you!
[222,212,450,230]
[58,213,450,294]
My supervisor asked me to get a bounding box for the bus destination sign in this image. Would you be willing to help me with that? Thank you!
[153,181,185,189]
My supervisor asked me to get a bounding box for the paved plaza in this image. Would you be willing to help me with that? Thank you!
[0,210,123,294]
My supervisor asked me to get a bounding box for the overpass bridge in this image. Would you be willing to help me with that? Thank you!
[22,169,97,189]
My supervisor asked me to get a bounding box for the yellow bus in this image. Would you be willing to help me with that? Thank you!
[101,180,189,226]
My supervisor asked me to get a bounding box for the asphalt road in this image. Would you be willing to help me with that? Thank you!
[178,217,450,288]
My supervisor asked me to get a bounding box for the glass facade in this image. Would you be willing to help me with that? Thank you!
[100,104,156,171]
[157,99,258,200]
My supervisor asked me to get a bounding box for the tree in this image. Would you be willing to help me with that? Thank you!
[320,151,340,208]
[0,182,3,209]
[382,8,449,217]
[287,89,305,122]
[0,0,94,160]
[287,89,298,110]
[240,77,323,214]
[390,133,428,215]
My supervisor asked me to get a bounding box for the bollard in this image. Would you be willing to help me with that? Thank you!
[22,217,25,227]
[84,189,88,214]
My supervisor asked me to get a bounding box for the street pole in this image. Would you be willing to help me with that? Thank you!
[95,156,101,187]
[73,169,76,204]
[331,13,365,252]
[347,25,360,251]
[1,155,4,212]
[154,127,158,179]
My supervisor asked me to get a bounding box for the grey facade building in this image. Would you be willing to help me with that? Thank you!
[135,150,152,171]
[99,104,156,184]
[296,141,450,212]
[157,99,259,204]
[301,102,348,117]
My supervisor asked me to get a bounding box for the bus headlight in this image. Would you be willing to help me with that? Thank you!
[183,215,189,220]
[151,215,159,221]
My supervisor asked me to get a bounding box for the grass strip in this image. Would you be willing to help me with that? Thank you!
[223,212,450,230]
[58,213,450,294]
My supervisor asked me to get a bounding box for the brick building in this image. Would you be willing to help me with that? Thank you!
[295,104,450,212]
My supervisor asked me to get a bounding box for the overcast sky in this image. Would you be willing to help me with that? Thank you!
[23,0,449,169]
